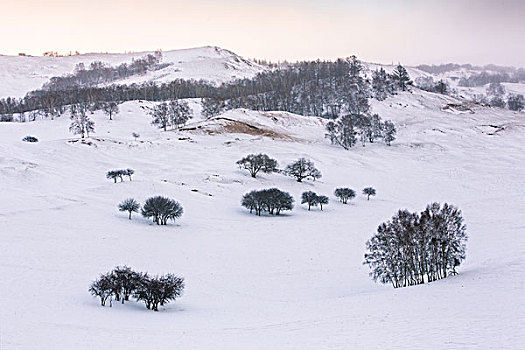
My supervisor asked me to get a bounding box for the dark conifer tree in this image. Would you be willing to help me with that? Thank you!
[391,64,412,91]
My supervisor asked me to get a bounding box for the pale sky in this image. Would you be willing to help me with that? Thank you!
[1,0,523,66]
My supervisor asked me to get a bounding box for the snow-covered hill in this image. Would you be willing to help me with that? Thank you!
[0,46,265,98]
[1,88,524,349]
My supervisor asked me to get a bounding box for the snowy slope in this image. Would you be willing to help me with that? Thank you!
[1,89,524,349]
[0,46,265,98]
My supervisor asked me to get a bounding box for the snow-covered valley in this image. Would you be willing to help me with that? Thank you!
[1,85,524,349]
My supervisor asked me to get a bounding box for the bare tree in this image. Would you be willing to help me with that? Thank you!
[236,153,278,178]
[102,101,119,120]
[363,187,376,200]
[284,158,321,182]
[69,103,95,138]
[141,196,183,225]
[334,188,356,204]
[89,273,114,307]
[118,198,140,219]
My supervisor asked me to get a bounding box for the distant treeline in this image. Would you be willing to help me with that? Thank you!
[43,51,167,91]
[416,63,525,87]
[1,56,407,121]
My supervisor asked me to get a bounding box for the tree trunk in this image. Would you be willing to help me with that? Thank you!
[128,211,132,220]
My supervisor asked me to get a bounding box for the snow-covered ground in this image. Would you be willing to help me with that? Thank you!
[1,89,524,349]
[0,46,265,98]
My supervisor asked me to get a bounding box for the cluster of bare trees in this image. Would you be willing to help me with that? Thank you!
[364,203,467,288]
[89,266,184,311]
[301,191,329,210]
[236,154,322,183]
[148,100,193,131]
[241,188,294,215]
[118,196,183,225]
[107,169,134,183]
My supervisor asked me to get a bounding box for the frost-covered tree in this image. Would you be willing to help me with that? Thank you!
[89,273,115,307]
[507,94,524,111]
[391,64,412,91]
[369,114,384,143]
[102,101,119,120]
[325,115,358,150]
[236,153,278,178]
[149,102,170,131]
[490,96,506,108]
[382,120,396,146]
[118,198,140,219]
[435,80,449,94]
[301,191,319,211]
[326,112,391,149]
[201,97,225,118]
[22,136,38,143]
[414,76,436,92]
[486,82,505,98]
[372,68,393,101]
[168,100,192,127]
[334,188,356,204]
[69,103,95,138]
[363,187,376,200]
[284,158,321,182]
[141,196,183,225]
[344,56,370,115]
[364,202,467,288]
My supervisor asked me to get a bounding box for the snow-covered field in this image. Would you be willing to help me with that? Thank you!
[1,89,524,349]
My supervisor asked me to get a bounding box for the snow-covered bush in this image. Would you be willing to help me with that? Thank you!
[22,136,38,143]
[507,94,524,111]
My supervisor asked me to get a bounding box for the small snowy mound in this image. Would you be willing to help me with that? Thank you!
[180,109,326,141]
